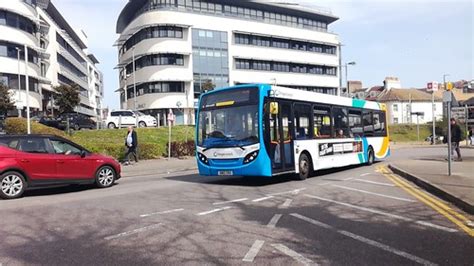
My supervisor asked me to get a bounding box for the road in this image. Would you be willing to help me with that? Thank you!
[0,147,473,265]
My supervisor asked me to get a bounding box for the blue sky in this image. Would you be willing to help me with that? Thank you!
[54,0,473,109]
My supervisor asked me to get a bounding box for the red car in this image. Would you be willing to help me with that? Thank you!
[0,134,121,199]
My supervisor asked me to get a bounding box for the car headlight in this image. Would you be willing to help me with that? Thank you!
[243,150,259,164]
[197,152,209,165]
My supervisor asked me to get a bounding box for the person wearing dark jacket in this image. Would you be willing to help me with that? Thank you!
[450,118,462,161]
[124,126,138,165]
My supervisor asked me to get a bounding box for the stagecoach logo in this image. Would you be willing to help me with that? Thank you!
[214,151,233,157]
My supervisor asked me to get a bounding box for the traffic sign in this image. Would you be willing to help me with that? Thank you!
[427,82,438,92]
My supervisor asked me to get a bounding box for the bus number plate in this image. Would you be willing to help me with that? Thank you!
[218,171,233,176]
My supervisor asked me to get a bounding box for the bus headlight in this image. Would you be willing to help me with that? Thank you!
[243,150,259,164]
[198,152,209,165]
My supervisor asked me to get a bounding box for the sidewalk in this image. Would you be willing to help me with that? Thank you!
[121,157,198,177]
[389,148,474,214]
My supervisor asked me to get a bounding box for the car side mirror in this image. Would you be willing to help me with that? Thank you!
[80,150,87,158]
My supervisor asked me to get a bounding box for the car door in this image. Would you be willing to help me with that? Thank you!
[48,138,93,180]
[122,111,135,126]
[16,138,57,180]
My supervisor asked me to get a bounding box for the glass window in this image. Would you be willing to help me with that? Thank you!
[374,111,387,136]
[50,139,82,155]
[294,104,311,139]
[333,108,350,138]
[18,138,48,154]
[363,110,374,136]
[349,110,363,137]
[313,105,331,138]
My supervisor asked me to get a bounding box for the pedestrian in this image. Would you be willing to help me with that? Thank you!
[469,127,473,146]
[124,126,138,165]
[450,118,462,161]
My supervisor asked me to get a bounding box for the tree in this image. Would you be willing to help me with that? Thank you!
[0,82,15,116]
[202,79,216,92]
[54,84,80,114]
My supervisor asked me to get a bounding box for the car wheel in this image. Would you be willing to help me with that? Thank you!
[73,124,80,131]
[138,121,147,128]
[366,147,375,165]
[0,171,27,199]
[108,123,116,129]
[96,166,116,188]
[297,153,312,180]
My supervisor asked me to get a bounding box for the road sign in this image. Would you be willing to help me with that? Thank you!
[427,82,438,92]
[443,91,452,102]
[167,109,174,122]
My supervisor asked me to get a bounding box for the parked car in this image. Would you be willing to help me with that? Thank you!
[38,116,65,130]
[58,113,96,130]
[106,110,157,129]
[0,134,121,199]
[0,115,5,134]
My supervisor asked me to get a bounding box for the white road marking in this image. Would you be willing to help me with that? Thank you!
[332,184,416,202]
[271,244,316,266]
[267,214,283,228]
[268,188,306,196]
[213,198,248,205]
[197,206,232,216]
[279,199,293,209]
[304,194,457,233]
[319,182,331,186]
[352,179,395,187]
[290,214,437,266]
[360,173,371,177]
[343,177,354,181]
[104,223,162,240]
[140,208,184,218]
[242,240,265,262]
[252,196,274,202]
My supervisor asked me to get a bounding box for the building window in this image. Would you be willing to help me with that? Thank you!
[0,73,40,93]
[393,117,399,124]
[126,81,185,98]
[121,26,184,54]
[393,104,398,112]
[0,41,39,63]
[235,59,337,76]
[126,54,185,74]
[0,10,36,34]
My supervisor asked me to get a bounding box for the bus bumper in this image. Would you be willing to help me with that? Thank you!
[197,154,272,177]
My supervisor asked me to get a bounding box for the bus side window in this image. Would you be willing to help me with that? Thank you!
[294,104,311,140]
[349,110,362,137]
[363,111,374,136]
[374,111,387,136]
[333,107,350,138]
[313,105,331,139]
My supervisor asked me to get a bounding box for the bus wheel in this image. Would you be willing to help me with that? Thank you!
[367,148,375,166]
[298,153,312,180]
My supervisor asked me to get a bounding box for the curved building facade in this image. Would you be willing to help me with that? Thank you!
[116,0,340,125]
[0,0,104,119]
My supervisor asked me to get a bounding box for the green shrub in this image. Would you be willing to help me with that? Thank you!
[167,140,195,158]
[5,118,67,137]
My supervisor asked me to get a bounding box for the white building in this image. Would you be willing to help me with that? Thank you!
[115,0,341,125]
[0,0,104,119]
[377,88,443,124]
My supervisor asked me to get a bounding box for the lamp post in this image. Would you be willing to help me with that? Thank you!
[344,61,356,96]
[15,47,22,117]
[443,74,451,176]
[132,47,137,111]
[24,45,31,134]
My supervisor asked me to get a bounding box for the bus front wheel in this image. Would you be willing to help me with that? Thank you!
[297,153,312,180]
[367,147,375,165]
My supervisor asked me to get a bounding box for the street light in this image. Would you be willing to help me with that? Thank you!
[24,44,31,134]
[132,47,137,111]
[344,61,356,96]
[15,47,22,117]
[443,73,452,176]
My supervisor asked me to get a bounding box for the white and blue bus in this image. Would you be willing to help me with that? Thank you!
[196,84,390,180]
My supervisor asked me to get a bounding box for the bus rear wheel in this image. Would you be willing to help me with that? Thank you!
[297,153,312,180]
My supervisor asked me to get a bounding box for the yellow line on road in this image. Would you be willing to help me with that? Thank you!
[378,165,474,237]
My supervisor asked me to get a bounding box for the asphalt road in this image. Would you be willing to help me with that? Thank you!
[0,147,473,265]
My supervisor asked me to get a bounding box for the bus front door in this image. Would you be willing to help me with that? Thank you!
[269,102,295,174]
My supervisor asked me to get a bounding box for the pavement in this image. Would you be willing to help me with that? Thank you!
[121,157,197,178]
[389,146,474,214]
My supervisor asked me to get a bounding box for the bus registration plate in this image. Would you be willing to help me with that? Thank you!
[218,170,233,176]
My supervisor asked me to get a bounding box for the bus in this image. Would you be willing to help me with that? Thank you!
[196,84,390,180]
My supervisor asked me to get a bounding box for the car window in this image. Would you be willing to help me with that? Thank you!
[0,138,18,149]
[111,112,119,117]
[18,138,48,154]
[123,111,134,116]
[50,139,82,155]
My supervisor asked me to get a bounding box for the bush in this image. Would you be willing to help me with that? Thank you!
[5,118,67,137]
[167,140,195,158]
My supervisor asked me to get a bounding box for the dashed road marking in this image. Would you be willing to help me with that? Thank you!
[271,243,316,266]
[332,184,416,202]
[242,240,265,262]
[360,173,371,177]
[252,196,275,202]
[290,213,436,266]
[343,177,354,181]
[268,188,306,196]
[197,206,232,216]
[279,199,293,209]
[140,208,184,218]
[352,178,395,187]
[267,214,282,228]
[104,223,162,240]
[213,198,248,205]
[304,194,457,233]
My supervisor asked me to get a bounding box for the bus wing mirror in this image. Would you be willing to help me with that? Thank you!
[269,102,279,115]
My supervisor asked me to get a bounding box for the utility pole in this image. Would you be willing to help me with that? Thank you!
[16,47,22,117]
[24,45,31,134]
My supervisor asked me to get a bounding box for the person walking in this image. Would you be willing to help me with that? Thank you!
[124,126,138,165]
[450,118,462,161]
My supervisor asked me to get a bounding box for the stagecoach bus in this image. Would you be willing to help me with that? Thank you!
[196,84,390,180]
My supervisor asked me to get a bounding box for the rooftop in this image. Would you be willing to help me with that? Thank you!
[378,88,442,102]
